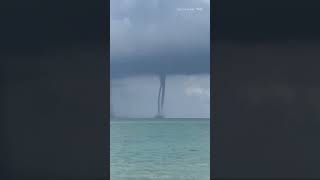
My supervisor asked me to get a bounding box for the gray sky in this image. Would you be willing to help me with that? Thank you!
[111,0,210,118]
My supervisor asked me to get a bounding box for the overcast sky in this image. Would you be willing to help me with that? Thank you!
[110,0,210,118]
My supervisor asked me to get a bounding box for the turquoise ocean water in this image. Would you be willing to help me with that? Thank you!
[110,118,210,180]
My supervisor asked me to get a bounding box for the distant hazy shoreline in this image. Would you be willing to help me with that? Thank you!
[110,117,210,121]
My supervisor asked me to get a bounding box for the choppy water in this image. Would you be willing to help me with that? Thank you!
[110,118,210,180]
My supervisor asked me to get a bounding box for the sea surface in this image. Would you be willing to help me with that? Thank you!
[110,118,210,180]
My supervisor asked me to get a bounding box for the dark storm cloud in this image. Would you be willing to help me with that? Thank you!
[110,0,210,78]
[110,48,210,78]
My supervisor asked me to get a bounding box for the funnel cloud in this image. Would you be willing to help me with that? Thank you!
[157,74,166,117]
